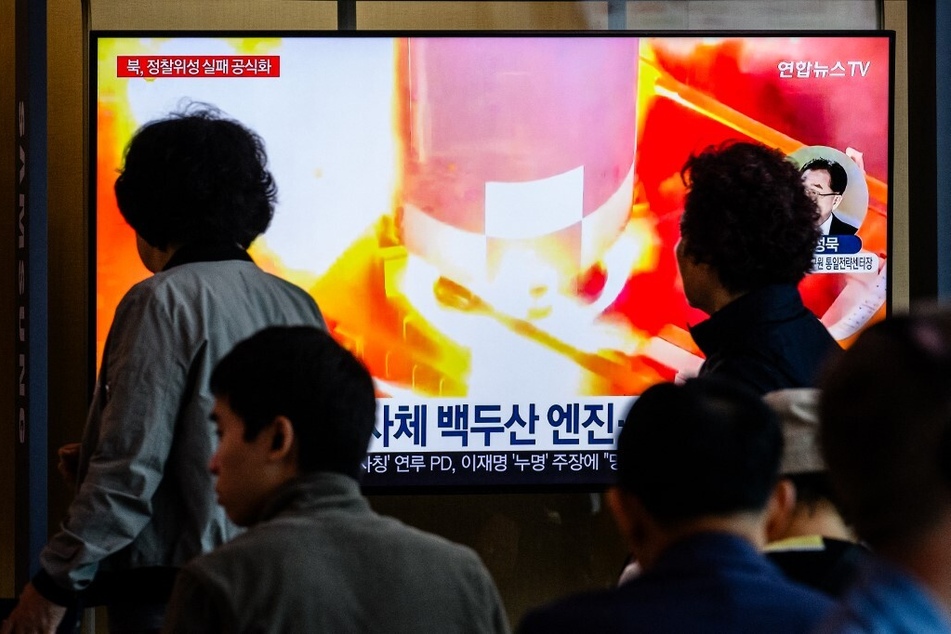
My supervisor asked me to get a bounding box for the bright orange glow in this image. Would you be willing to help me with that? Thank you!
[96,36,891,399]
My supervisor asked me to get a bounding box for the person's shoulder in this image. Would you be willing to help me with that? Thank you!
[356,513,502,597]
[110,273,179,325]
[518,587,627,634]
[751,567,836,628]
[771,571,838,605]
[151,258,258,285]
[768,541,867,599]
[699,351,808,394]
[136,260,316,309]
[111,262,235,320]
[116,271,167,303]
[116,260,242,304]
[173,540,238,594]
[176,520,287,588]
[812,557,951,633]
[376,513,487,563]
[700,352,773,383]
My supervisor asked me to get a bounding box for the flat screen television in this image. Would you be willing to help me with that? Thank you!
[91,31,894,490]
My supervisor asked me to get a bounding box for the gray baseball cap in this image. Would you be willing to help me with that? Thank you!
[763,388,825,475]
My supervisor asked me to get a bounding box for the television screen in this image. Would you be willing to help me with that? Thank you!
[92,31,893,490]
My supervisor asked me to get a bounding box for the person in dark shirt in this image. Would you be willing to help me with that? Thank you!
[763,388,868,597]
[518,378,833,634]
[815,312,951,631]
[675,140,840,394]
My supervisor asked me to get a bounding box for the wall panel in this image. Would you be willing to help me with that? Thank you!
[357,1,604,30]
[89,1,337,31]
[884,0,909,311]
[626,0,879,29]
[46,0,88,542]
[1,0,17,601]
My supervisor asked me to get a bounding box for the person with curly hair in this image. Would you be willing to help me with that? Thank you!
[3,104,325,633]
[675,140,840,394]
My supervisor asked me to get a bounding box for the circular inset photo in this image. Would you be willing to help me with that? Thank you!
[788,146,869,236]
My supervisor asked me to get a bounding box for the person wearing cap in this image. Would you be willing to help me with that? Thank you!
[762,388,869,597]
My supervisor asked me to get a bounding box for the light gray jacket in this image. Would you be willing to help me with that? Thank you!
[163,473,511,634]
[38,256,324,599]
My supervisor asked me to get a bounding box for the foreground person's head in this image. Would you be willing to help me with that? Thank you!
[209,326,376,526]
[608,377,782,568]
[115,104,277,269]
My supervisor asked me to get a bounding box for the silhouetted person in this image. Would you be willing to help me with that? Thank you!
[763,388,868,597]
[816,312,951,631]
[2,105,324,634]
[161,326,509,633]
[676,141,840,394]
[518,378,833,633]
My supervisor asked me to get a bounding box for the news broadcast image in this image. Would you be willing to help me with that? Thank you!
[94,34,892,487]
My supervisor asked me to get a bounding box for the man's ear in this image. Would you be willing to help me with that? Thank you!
[265,415,297,463]
[831,194,843,210]
[765,478,797,543]
[607,487,646,553]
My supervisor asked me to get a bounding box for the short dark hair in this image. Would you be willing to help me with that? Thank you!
[800,157,848,194]
[679,140,821,294]
[210,326,377,480]
[114,103,277,250]
[820,313,951,547]
[785,472,844,517]
[616,377,783,525]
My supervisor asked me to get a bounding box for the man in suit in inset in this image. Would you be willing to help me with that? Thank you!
[800,157,857,236]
